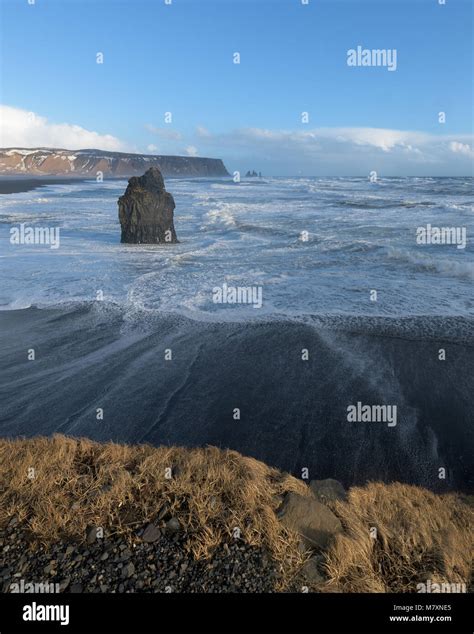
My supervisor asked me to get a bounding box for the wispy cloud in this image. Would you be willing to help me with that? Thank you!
[196,125,211,138]
[187,126,473,175]
[0,105,126,151]
[199,126,471,155]
[145,123,182,140]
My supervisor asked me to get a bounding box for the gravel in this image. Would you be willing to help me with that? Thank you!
[0,517,297,593]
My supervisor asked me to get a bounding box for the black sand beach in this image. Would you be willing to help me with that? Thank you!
[1,302,472,492]
[0,176,88,195]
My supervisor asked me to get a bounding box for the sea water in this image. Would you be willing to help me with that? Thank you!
[0,176,472,318]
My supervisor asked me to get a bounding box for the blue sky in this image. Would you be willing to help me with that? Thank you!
[1,0,472,175]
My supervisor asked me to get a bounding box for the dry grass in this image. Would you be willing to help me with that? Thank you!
[0,435,472,593]
[323,482,473,593]
[0,434,309,587]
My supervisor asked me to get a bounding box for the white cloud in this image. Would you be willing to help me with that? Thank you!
[185,145,198,157]
[449,141,473,157]
[229,126,432,153]
[316,127,431,152]
[196,125,211,138]
[145,124,182,140]
[0,104,126,151]
[189,126,474,175]
[147,144,158,153]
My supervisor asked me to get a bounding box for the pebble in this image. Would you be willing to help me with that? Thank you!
[165,518,180,533]
[141,522,161,543]
[122,562,135,579]
[86,525,99,545]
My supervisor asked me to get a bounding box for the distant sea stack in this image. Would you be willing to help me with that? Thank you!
[0,148,229,178]
[118,167,178,244]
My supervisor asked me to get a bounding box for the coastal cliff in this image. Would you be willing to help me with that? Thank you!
[0,148,229,178]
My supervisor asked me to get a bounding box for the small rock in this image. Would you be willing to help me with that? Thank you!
[85,525,98,545]
[70,583,83,593]
[43,563,56,575]
[122,562,135,579]
[309,479,348,504]
[59,577,71,592]
[301,558,326,585]
[165,518,180,534]
[141,523,161,543]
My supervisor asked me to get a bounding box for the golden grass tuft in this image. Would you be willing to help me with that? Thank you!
[323,482,473,593]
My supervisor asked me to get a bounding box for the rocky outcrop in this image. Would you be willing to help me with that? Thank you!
[277,492,343,550]
[118,168,178,244]
[0,148,229,177]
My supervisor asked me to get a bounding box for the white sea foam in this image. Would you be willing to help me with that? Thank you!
[387,247,474,280]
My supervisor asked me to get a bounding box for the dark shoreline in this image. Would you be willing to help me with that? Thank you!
[0,176,89,194]
[0,174,230,194]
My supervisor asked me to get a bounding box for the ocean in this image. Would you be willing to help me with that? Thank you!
[0,176,473,491]
[1,176,472,315]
